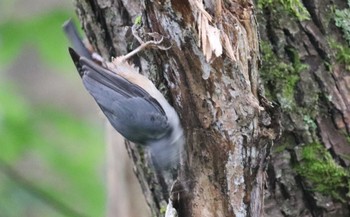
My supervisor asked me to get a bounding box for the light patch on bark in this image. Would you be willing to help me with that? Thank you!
[165,200,178,217]
[191,42,212,79]
[192,173,226,217]
[226,142,246,217]
[234,21,252,91]
[158,14,185,47]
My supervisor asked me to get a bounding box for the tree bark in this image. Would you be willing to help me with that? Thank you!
[72,0,350,216]
[72,0,269,216]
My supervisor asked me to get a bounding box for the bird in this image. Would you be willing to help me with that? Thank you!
[63,19,184,168]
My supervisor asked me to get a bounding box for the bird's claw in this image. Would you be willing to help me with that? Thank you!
[146,33,173,50]
[132,22,172,51]
[116,22,172,63]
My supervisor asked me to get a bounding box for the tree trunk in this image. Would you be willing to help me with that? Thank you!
[72,0,350,216]
[257,0,350,216]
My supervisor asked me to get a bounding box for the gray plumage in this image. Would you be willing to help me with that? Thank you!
[69,48,183,167]
[63,20,92,60]
[70,49,171,144]
[64,19,183,168]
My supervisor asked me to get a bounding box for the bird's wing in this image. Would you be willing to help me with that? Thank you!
[69,48,170,144]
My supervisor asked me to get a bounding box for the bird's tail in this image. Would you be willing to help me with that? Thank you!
[149,128,184,170]
[63,19,93,60]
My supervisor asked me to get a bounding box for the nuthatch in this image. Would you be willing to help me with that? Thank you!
[63,20,184,168]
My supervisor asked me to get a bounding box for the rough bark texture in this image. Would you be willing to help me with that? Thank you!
[73,0,271,216]
[257,0,350,216]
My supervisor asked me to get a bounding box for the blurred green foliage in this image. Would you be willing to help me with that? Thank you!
[0,10,80,71]
[0,7,106,217]
[0,84,105,216]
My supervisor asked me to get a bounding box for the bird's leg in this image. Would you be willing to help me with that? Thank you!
[131,21,172,51]
[115,23,172,64]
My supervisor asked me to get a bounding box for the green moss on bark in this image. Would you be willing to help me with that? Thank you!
[260,41,308,111]
[329,39,350,71]
[334,0,350,45]
[258,0,310,21]
[296,143,350,201]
